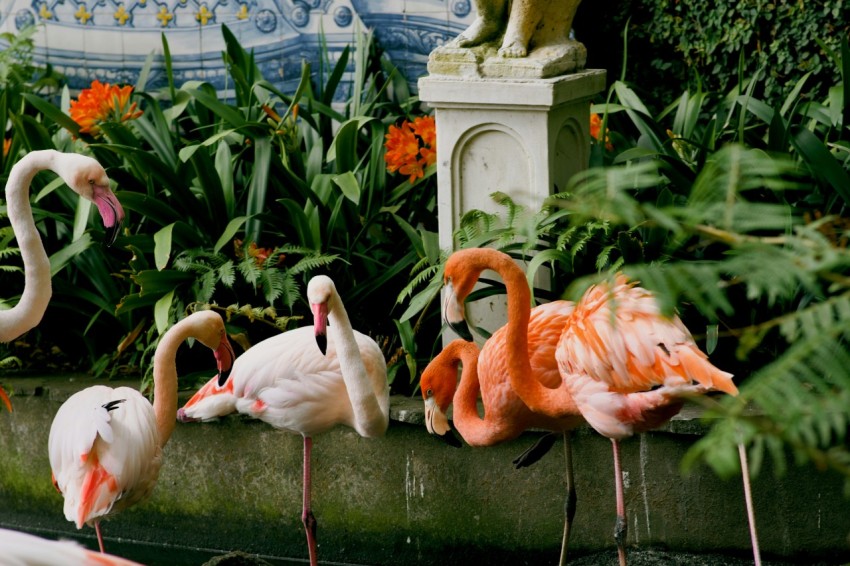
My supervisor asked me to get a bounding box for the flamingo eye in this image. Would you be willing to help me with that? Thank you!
[426,388,433,397]
[88,179,95,185]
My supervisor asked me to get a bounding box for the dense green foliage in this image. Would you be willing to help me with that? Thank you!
[0,26,438,393]
[578,0,849,111]
[401,37,850,486]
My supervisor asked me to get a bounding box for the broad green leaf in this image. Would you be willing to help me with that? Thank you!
[154,289,174,335]
[49,233,93,276]
[332,171,360,204]
[214,216,248,253]
[154,223,175,270]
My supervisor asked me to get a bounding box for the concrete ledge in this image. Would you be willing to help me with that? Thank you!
[0,375,848,565]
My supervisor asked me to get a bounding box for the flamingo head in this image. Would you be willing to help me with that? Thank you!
[54,153,125,246]
[185,310,236,387]
[443,252,486,341]
[420,342,475,448]
[177,374,236,423]
[307,275,336,356]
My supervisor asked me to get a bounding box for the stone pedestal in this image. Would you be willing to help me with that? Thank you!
[418,70,606,343]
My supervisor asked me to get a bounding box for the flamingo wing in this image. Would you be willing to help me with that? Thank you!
[560,276,736,395]
[49,386,162,529]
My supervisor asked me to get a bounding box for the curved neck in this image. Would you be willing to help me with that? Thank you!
[447,341,494,445]
[0,150,59,342]
[152,316,198,447]
[328,291,388,437]
[473,250,574,418]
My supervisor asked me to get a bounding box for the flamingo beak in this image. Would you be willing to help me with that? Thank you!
[176,408,198,423]
[92,184,125,246]
[312,302,328,355]
[215,335,236,387]
[443,282,473,341]
[0,384,12,413]
[424,398,461,447]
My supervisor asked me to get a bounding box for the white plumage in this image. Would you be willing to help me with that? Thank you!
[48,310,234,553]
[178,275,389,566]
[0,527,143,566]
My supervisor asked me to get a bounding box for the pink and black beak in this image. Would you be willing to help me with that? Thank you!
[92,184,125,246]
[443,280,473,341]
[215,335,236,387]
[312,301,328,355]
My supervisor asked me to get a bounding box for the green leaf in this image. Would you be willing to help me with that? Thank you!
[332,171,361,204]
[49,233,93,276]
[154,289,174,335]
[214,216,248,253]
[246,137,271,242]
[154,223,175,270]
[791,126,850,205]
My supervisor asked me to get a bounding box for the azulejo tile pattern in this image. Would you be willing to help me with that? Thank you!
[0,1,472,97]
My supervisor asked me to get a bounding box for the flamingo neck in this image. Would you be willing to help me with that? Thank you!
[328,291,388,438]
[472,250,574,418]
[0,150,60,342]
[152,316,197,446]
[448,341,502,445]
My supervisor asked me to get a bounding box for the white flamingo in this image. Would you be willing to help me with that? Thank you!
[0,527,143,566]
[0,149,124,412]
[48,310,234,553]
[178,275,389,566]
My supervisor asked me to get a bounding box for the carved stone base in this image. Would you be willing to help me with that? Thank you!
[428,39,587,79]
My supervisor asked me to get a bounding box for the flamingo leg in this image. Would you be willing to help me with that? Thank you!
[558,431,577,566]
[302,435,318,566]
[94,521,105,554]
[612,438,627,566]
[738,442,762,566]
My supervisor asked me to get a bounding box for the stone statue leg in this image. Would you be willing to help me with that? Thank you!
[452,0,509,48]
[498,0,543,58]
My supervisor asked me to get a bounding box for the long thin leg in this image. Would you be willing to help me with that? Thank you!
[94,521,105,554]
[302,436,318,566]
[559,431,577,566]
[738,442,762,566]
[612,438,627,566]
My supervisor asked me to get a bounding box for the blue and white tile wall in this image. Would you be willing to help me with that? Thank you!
[0,1,474,97]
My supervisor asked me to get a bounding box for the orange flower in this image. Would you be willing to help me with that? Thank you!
[590,112,613,151]
[384,115,436,184]
[69,79,143,137]
[233,239,284,268]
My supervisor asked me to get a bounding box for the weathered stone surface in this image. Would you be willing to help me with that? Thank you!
[0,375,848,565]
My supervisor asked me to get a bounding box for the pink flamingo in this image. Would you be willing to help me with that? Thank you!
[48,310,234,553]
[556,274,740,566]
[1,149,124,411]
[178,275,389,566]
[0,527,144,565]
[438,247,585,562]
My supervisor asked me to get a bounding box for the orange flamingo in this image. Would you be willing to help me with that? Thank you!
[556,274,740,566]
[439,247,585,562]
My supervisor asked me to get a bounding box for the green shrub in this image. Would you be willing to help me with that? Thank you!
[578,0,849,111]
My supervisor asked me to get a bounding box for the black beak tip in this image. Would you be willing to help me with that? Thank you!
[448,320,474,342]
[104,221,121,247]
[217,367,231,387]
[316,334,327,356]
